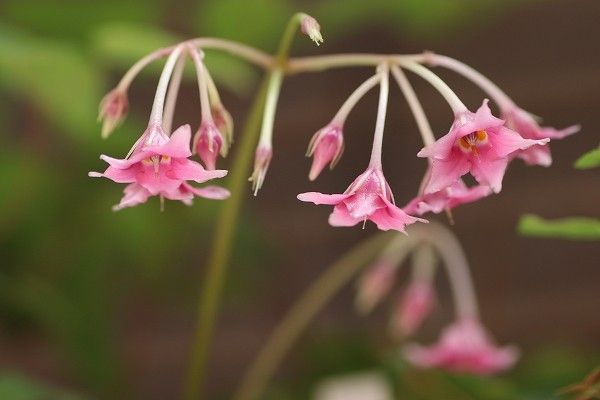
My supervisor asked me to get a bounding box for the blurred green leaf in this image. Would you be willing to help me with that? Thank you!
[0,25,102,140]
[0,373,87,400]
[574,146,600,170]
[518,214,600,240]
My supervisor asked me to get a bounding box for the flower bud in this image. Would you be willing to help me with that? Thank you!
[306,124,344,181]
[98,88,128,138]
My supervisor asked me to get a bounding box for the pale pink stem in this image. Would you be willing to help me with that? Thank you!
[286,54,425,74]
[331,72,383,126]
[189,38,273,68]
[411,243,437,282]
[163,51,187,134]
[427,53,516,110]
[368,64,390,169]
[149,45,184,124]
[258,69,284,148]
[397,60,468,115]
[390,65,435,147]
[189,46,214,123]
[116,47,175,92]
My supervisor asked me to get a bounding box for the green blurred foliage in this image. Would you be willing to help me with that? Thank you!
[0,0,589,398]
[518,214,600,241]
[575,146,600,170]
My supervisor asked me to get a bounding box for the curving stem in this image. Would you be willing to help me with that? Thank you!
[368,63,390,169]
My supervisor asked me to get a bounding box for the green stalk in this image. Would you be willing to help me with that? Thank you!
[182,13,312,400]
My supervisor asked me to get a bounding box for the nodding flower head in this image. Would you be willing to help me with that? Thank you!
[89,124,228,210]
[298,167,427,232]
[404,318,519,375]
[404,179,491,216]
[194,121,225,170]
[212,104,234,149]
[99,88,129,138]
[418,100,549,194]
[249,146,273,196]
[306,124,344,181]
[502,106,580,167]
[391,281,435,338]
[300,14,323,46]
[355,261,396,315]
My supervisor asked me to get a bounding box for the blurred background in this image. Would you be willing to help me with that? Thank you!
[0,0,598,399]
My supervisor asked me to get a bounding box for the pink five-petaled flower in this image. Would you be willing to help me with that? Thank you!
[403,180,491,216]
[306,124,344,181]
[98,88,128,139]
[355,261,396,314]
[193,121,225,170]
[403,318,519,375]
[418,100,549,194]
[89,124,229,210]
[391,281,435,338]
[502,106,580,167]
[298,167,426,232]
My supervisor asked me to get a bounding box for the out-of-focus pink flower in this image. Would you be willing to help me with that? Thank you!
[193,121,225,170]
[212,104,234,148]
[404,180,491,216]
[249,146,273,196]
[502,106,580,167]
[98,88,128,138]
[298,167,426,232]
[306,124,344,181]
[391,281,435,337]
[418,100,548,194]
[90,124,228,209]
[355,262,396,314]
[404,318,519,375]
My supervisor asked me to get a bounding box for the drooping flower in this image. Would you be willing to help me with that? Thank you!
[298,167,426,232]
[404,179,491,216]
[249,145,273,196]
[89,124,228,209]
[306,124,344,181]
[418,100,549,194]
[300,14,323,46]
[403,318,519,375]
[502,106,580,167]
[212,103,234,148]
[355,261,396,314]
[193,121,225,170]
[98,88,128,139]
[390,281,435,337]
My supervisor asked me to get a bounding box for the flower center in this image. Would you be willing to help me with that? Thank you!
[457,130,488,154]
[142,155,171,175]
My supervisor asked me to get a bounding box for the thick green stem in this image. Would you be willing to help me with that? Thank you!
[182,77,269,400]
[182,13,312,400]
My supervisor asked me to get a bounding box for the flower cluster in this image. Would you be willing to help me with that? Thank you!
[356,229,518,375]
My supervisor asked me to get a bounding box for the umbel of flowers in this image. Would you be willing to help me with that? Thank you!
[90,14,578,379]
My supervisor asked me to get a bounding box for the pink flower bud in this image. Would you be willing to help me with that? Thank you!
[391,281,435,338]
[306,124,344,181]
[98,88,128,138]
[249,146,272,195]
[212,104,234,151]
[300,14,323,46]
[355,262,395,314]
[193,122,224,170]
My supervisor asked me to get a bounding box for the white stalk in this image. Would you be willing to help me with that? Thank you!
[189,46,214,123]
[390,65,435,147]
[428,53,515,110]
[397,60,468,115]
[162,51,187,134]
[331,72,382,126]
[368,63,389,168]
[258,69,284,148]
[148,45,184,124]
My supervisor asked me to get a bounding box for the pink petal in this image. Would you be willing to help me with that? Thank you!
[489,127,548,158]
[516,144,552,167]
[470,157,508,193]
[297,192,350,205]
[541,124,580,140]
[168,159,227,183]
[424,155,471,194]
[145,124,193,158]
[184,184,231,200]
[112,183,151,211]
[328,204,361,227]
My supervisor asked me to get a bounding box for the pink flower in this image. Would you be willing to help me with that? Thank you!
[418,100,549,194]
[212,104,234,147]
[298,167,426,232]
[404,180,491,216]
[502,106,580,167]
[404,318,519,375]
[249,146,273,195]
[355,261,396,314]
[98,88,128,138]
[391,281,435,337]
[193,121,225,170]
[90,124,228,208]
[306,124,344,181]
